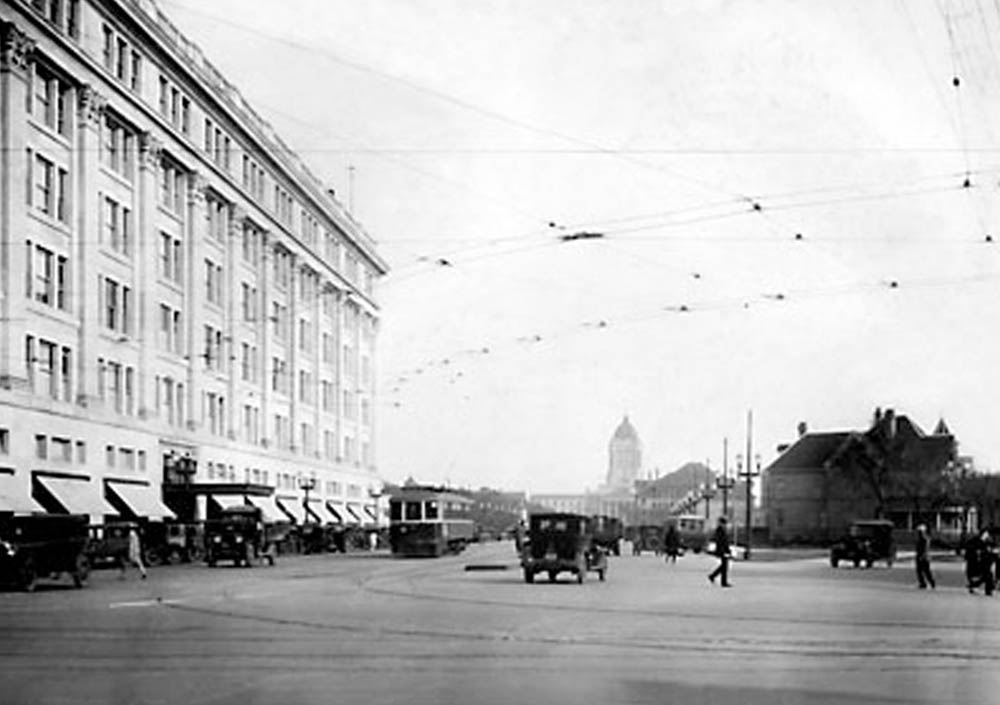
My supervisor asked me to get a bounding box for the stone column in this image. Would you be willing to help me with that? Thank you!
[136,131,162,418]
[74,85,106,406]
[287,253,298,453]
[0,22,35,390]
[333,288,343,463]
[312,274,322,458]
[258,232,271,448]
[225,205,243,440]
[184,173,207,431]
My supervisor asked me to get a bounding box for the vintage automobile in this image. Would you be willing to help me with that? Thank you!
[86,522,132,569]
[142,522,204,565]
[830,519,897,568]
[204,506,275,567]
[0,514,90,592]
[590,515,623,556]
[521,512,607,584]
[630,524,664,555]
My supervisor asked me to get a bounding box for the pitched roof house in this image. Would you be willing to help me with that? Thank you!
[763,409,957,544]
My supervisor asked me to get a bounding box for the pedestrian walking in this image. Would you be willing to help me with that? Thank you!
[664,523,680,564]
[914,524,935,589]
[707,516,732,587]
[120,524,147,579]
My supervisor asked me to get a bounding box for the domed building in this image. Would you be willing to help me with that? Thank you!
[604,416,642,492]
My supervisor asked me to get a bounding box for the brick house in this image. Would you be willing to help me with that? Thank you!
[763,410,960,544]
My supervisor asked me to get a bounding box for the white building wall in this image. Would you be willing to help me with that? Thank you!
[0,0,387,521]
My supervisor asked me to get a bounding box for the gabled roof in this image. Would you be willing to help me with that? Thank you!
[769,431,850,471]
[933,418,952,436]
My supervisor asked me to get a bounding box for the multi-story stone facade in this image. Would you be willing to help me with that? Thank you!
[0,1,387,526]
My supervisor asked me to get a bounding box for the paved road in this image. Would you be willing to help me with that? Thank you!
[1,543,998,704]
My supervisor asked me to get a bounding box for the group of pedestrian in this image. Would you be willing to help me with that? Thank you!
[699,518,994,594]
[963,528,997,595]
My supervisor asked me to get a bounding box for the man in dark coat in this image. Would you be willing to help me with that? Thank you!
[707,516,732,587]
[914,524,935,589]
[965,529,995,595]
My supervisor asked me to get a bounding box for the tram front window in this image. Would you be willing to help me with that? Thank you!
[405,502,422,520]
[424,501,439,520]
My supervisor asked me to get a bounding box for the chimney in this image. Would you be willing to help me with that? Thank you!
[797,421,808,437]
[884,408,896,438]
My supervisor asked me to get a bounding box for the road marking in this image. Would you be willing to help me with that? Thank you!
[108,598,181,609]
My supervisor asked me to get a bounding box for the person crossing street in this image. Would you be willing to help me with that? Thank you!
[707,516,732,588]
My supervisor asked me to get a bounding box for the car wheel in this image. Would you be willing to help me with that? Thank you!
[830,556,839,568]
[72,553,90,588]
[523,568,534,584]
[547,570,557,583]
[576,569,584,584]
[143,548,162,567]
[598,568,606,582]
[244,543,255,568]
[167,548,183,566]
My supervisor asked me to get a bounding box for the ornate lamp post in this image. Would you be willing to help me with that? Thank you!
[717,438,734,522]
[299,476,317,523]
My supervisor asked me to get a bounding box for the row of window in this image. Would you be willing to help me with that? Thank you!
[200,464,361,499]
[24,16,377,298]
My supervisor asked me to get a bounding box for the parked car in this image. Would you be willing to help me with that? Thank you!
[86,522,132,569]
[830,519,897,568]
[204,506,274,567]
[0,514,90,592]
[142,522,204,565]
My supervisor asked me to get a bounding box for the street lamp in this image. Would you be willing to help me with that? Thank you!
[368,487,383,551]
[299,477,317,523]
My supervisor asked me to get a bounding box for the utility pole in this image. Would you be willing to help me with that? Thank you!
[739,410,760,560]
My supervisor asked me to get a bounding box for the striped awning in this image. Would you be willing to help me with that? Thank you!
[245,495,288,523]
[345,503,363,524]
[107,481,176,520]
[325,501,344,523]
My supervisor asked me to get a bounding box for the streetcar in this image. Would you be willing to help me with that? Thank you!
[388,487,475,557]
[666,514,708,554]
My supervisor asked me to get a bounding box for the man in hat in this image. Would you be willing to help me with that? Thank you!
[915,524,935,589]
[708,516,732,587]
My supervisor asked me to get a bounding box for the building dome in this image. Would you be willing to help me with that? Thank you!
[604,415,642,493]
[613,415,638,441]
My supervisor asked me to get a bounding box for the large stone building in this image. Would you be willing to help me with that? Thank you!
[0,0,387,527]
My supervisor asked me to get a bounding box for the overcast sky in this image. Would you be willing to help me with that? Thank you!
[160,0,1000,492]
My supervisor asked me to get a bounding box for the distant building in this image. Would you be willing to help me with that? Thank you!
[533,416,644,520]
[763,409,963,544]
[601,415,642,493]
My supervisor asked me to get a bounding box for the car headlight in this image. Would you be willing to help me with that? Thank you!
[212,536,222,543]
